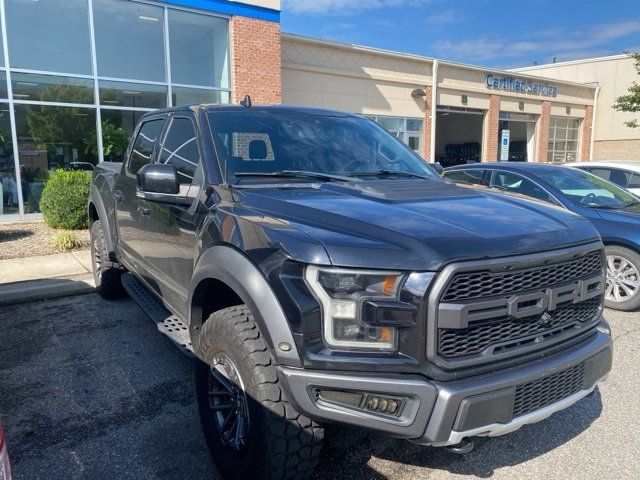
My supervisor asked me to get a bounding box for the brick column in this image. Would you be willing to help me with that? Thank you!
[421,85,433,161]
[230,16,282,105]
[536,101,551,162]
[483,94,500,162]
[580,105,594,162]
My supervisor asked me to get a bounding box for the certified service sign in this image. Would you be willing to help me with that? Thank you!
[485,74,558,97]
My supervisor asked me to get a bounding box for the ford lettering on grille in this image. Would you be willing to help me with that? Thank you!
[438,273,605,330]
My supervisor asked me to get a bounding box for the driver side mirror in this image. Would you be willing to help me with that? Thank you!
[136,164,191,205]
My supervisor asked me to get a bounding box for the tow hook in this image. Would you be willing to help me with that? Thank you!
[444,438,475,454]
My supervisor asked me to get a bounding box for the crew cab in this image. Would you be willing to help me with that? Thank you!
[88,104,612,480]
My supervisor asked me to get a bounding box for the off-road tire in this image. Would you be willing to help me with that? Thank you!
[196,306,323,480]
[90,220,125,299]
[605,245,640,311]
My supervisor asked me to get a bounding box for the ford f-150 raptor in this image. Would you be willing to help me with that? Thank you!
[88,103,612,480]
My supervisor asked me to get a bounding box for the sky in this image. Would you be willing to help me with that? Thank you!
[280,0,640,69]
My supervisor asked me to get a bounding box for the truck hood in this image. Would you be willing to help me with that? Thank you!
[232,179,600,271]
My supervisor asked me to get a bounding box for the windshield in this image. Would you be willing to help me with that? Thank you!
[545,168,639,208]
[207,111,439,184]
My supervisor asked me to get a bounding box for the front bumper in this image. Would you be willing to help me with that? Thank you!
[278,322,612,446]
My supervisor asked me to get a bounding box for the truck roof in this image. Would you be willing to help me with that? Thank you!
[141,103,358,119]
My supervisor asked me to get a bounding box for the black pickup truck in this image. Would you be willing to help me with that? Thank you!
[89,104,612,480]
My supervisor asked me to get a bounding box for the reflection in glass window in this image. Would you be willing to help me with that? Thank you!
[0,72,7,99]
[99,81,167,109]
[6,0,91,74]
[0,108,17,217]
[368,116,423,153]
[100,109,145,162]
[169,10,230,88]
[14,104,97,213]
[171,87,230,106]
[93,0,165,81]
[129,119,164,175]
[159,118,199,184]
[12,73,94,104]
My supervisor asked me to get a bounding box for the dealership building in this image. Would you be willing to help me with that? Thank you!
[0,0,635,221]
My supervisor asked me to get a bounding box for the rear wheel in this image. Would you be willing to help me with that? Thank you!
[605,245,640,311]
[90,220,125,299]
[196,306,323,480]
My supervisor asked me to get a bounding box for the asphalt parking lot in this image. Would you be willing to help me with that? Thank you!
[0,293,638,480]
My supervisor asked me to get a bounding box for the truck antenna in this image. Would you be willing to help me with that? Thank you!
[240,94,252,108]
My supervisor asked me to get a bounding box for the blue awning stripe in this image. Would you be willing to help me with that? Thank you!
[152,0,280,23]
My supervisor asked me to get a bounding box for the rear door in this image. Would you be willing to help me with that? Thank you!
[114,116,167,276]
[141,113,204,315]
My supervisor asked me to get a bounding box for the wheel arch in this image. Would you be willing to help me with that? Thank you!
[88,185,115,254]
[189,245,302,367]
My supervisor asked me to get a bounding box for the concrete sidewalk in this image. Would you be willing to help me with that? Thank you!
[0,250,95,305]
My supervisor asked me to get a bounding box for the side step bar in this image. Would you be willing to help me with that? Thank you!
[121,273,194,357]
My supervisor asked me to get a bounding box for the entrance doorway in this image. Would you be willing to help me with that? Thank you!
[498,112,537,162]
[435,107,483,168]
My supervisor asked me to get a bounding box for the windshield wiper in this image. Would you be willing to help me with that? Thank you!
[234,170,357,183]
[623,200,640,208]
[348,169,432,180]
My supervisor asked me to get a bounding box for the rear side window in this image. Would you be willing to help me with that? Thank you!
[588,168,630,188]
[628,173,640,189]
[444,169,485,186]
[128,119,164,175]
[159,117,200,185]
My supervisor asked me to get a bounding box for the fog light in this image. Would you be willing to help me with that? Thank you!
[364,395,404,416]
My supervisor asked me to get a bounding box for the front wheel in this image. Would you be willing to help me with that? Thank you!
[90,220,125,299]
[605,245,640,311]
[196,306,323,480]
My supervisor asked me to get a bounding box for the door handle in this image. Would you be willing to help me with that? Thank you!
[137,205,151,217]
[113,190,123,201]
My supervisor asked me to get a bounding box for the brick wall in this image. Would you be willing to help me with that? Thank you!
[536,101,551,162]
[483,94,500,162]
[421,85,433,161]
[231,16,282,105]
[580,105,594,161]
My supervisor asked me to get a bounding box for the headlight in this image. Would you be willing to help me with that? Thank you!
[305,266,402,350]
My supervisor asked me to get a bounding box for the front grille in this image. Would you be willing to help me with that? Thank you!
[438,297,601,358]
[442,251,602,302]
[513,363,585,418]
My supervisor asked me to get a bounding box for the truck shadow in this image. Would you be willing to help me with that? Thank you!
[313,390,603,479]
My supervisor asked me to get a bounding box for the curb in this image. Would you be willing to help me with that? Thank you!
[0,273,95,306]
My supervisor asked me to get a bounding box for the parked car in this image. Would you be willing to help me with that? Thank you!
[0,418,11,480]
[444,162,640,310]
[567,161,640,196]
[88,104,611,480]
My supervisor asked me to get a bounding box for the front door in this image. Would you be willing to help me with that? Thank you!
[141,115,203,316]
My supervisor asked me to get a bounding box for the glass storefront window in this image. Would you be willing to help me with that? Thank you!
[5,0,91,75]
[99,80,167,109]
[169,10,230,89]
[0,106,17,217]
[548,117,581,163]
[368,116,423,153]
[100,109,146,162]
[0,72,7,99]
[14,105,97,213]
[172,87,230,106]
[93,0,166,82]
[12,73,94,104]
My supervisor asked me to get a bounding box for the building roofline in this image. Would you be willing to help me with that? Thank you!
[282,32,596,90]
[512,53,630,71]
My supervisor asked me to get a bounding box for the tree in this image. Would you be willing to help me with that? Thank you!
[85,120,130,161]
[613,52,640,129]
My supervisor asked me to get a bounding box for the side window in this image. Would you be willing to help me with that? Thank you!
[128,119,164,175]
[628,173,640,189]
[444,169,485,186]
[159,117,200,185]
[588,168,630,188]
[490,171,554,204]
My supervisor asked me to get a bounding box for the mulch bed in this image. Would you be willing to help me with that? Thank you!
[0,221,90,260]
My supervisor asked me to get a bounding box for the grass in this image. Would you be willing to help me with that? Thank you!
[49,230,88,252]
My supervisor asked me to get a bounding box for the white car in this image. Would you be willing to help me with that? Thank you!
[567,161,640,196]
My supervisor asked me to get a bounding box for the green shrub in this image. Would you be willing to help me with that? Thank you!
[40,169,92,230]
[49,230,87,252]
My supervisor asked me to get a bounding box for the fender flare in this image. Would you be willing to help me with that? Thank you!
[189,246,302,367]
[88,185,114,254]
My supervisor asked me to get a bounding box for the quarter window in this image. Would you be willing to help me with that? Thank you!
[129,119,164,175]
[628,173,640,189]
[158,118,200,184]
